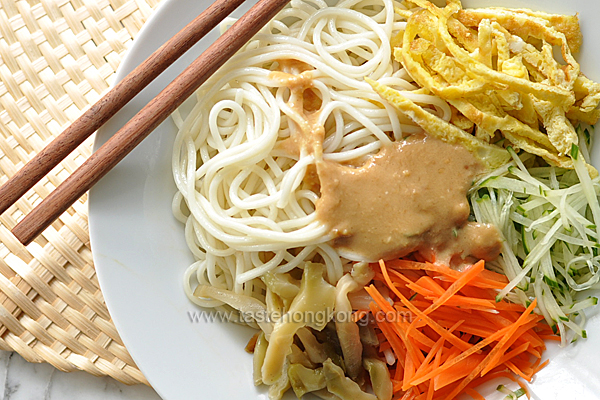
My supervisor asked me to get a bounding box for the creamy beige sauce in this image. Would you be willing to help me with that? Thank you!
[269,59,501,265]
[315,136,501,264]
[270,61,324,159]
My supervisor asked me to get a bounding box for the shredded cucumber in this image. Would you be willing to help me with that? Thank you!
[470,126,600,345]
[496,385,526,399]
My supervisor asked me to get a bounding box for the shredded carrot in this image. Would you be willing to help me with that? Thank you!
[399,387,417,400]
[352,309,369,322]
[366,259,553,400]
[517,378,531,399]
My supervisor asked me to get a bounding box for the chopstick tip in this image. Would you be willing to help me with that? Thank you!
[12,220,37,246]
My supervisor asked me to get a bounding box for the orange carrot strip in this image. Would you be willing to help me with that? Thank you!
[538,334,561,342]
[413,319,463,384]
[435,319,498,338]
[461,333,473,343]
[369,302,407,366]
[481,305,540,376]
[419,260,486,317]
[411,301,539,387]
[411,338,444,381]
[370,259,551,400]
[394,365,404,383]
[517,379,531,399]
[427,343,444,400]
[533,359,550,375]
[377,261,472,352]
[492,302,528,312]
[457,285,502,305]
[379,340,392,352]
[367,286,435,352]
[408,317,527,386]
[505,360,532,381]
[386,259,508,288]
[493,341,530,369]
[404,349,417,390]
[399,387,417,400]
[443,300,539,399]
[368,287,433,384]
[422,295,497,311]
[480,312,546,348]
[389,269,421,286]
[352,309,369,322]
[412,276,446,295]
[433,353,484,390]
[410,280,499,312]
[484,320,544,373]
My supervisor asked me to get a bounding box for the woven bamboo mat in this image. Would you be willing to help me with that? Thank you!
[0,0,165,386]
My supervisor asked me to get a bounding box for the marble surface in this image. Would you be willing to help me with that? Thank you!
[0,351,162,400]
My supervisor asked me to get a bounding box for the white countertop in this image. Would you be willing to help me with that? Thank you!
[0,351,162,399]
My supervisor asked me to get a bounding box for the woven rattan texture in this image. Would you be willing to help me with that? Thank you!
[0,0,164,385]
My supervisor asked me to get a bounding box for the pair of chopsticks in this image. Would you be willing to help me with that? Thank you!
[0,0,291,246]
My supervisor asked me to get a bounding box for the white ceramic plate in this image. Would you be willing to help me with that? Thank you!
[89,1,600,399]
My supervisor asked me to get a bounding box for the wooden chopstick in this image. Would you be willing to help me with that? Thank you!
[10,0,291,245]
[0,0,247,216]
